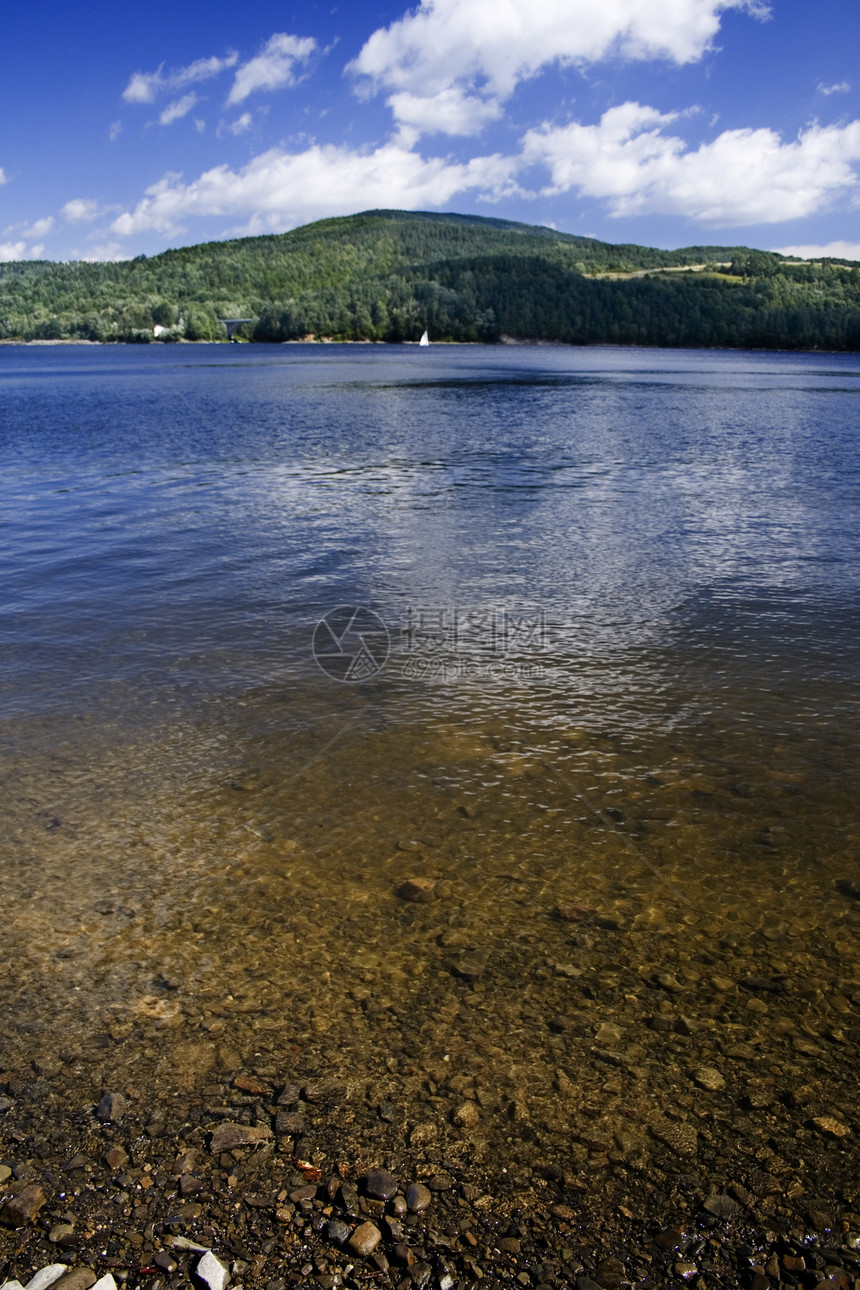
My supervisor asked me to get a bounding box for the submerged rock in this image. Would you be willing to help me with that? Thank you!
[396,877,436,902]
[209,1122,272,1153]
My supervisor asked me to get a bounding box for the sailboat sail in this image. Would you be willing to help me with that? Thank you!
[419,330,430,346]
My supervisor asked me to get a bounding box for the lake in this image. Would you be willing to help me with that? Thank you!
[2,341,859,1263]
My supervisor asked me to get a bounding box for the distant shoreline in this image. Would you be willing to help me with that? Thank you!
[0,337,855,354]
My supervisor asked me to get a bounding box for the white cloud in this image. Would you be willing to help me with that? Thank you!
[109,121,122,141]
[387,88,503,137]
[0,167,7,185]
[28,244,45,259]
[109,140,517,239]
[78,241,127,262]
[225,113,253,135]
[817,81,850,96]
[0,240,25,261]
[775,240,860,261]
[160,93,198,125]
[24,217,54,238]
[63,198,99,222]
[226,34,316,105]
[523,104,860,223]
[195,119,206,133]
[123,52,238,104]
[350,0,768,135]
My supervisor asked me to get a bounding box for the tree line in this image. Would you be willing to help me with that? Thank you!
[1,209,858,351]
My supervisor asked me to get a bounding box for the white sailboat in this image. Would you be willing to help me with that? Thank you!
[419,329,430,346]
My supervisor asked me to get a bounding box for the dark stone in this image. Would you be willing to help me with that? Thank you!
[327,1217,350,1245]
[97,1091,127,1122]
[0,1183,47,1227]
[406,1182,432,1213]
[654,1228,685,1250]
[302,1078,348,1104]
[396,878,436,903]
[275,1111,305,1136]
[365,1167,399,1200]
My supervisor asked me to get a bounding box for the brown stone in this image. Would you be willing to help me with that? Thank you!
[104,1145,129,1171]
[209,1122,272,1153]
[55,1271,97,1290]
[234,1074,272,1096]
[555,901,597,921]
[396,877,436,902]
[348,1221,381,1256]
[0,1184,47,1227]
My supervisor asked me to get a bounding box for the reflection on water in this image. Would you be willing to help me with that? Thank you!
[1,343,859,1214]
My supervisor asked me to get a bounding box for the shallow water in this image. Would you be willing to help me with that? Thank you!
[1,343,859,1210]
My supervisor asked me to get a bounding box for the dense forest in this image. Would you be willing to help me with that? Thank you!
[1,208,859,350]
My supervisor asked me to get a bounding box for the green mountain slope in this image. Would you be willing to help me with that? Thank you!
[1,208,859,349]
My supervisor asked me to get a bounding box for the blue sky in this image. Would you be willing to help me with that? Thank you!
[2,0,859,263]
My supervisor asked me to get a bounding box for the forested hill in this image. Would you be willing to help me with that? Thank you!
[1,208,859,350]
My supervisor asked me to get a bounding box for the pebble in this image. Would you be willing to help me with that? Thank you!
[555,901,597,922]
[91,1279,118,1290]
[23,1266,68,1290]
[364,1168,399,1200]
[651,1120,698,1156]
[691,1066,726,1091]
[54,1271,97,1290]
[0,1184,47,1227]
[675,1263,698,1280]
[347,1221,381,1256]
[327,1218,350,1245]
[209,1122,272,1153]
[405,1182,432,1213]
[813,1116,850,1138]
[153,1252,178,1272]
[302,1078,348,1103]
[0,1166,11,1183]
[233,1074,271,1096]
[103,1146,128,1171]
[48,1224,75,1246]
[195,1251,230,1290]
[654,1228,685,1250]
[703,1193,743,1221]
[96,1092,127,1122]
[396,877,436,902]
[452,1101,480,1128]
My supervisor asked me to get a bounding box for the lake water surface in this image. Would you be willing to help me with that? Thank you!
[2,342,859,1234]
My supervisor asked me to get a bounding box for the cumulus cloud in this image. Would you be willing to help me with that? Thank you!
[123,52,238,104]
[350,0,768,135]
[109,121,122,141]
[0,241,26,261]
[817,81,850,96]
[160,93,198,125]
[523,104,860,223]
[226,33,317,105]
[0,167,7,185]
[387,88,503,137]
[63,199,100,223]
[775,240,860,261]
[25,217,54,238]
[110,140,517,239]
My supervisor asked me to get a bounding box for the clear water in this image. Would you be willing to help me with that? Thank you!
[2,342,859,1204]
